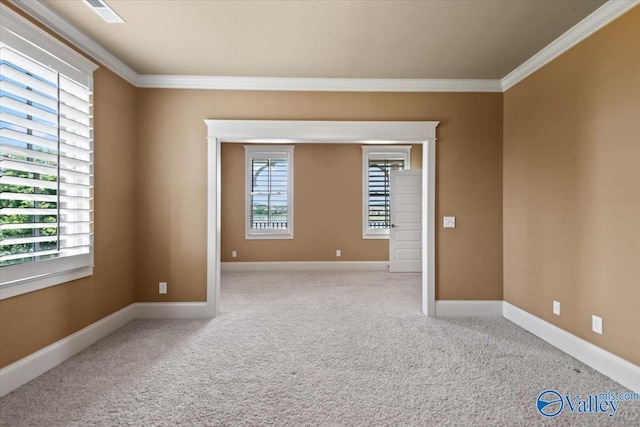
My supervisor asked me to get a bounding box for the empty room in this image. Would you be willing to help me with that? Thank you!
[0,0,638,425]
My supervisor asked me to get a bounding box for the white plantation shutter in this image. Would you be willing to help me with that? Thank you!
[245,145,294,239]
[250,157,289,229]
[0,5,98,298]
[362,146,411,238]
[367,158,405,229]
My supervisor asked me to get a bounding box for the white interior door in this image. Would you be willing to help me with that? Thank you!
[389,169,422,272]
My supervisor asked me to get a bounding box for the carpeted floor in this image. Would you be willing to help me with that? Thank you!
[1,271,638,426]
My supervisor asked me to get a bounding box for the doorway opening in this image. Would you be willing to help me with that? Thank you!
[205,120,439,317]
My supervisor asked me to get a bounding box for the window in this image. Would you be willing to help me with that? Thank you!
[362,145,411,239]
[245,145,294,239]
[0,6,98,299]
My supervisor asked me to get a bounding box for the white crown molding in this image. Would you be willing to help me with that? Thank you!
[8,0,639,93]
[8,0,138,86]
[502,0,640,91]
[0,4,98,76]
[137,75,503,92]
[504,302,640,393]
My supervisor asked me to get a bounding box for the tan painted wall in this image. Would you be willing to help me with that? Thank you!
[0,67,138,368]
[220,143,422,262]
[136,90,503,302]
[503,7,640,364]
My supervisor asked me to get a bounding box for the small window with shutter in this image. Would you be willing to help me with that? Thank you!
[244,145,294,239]
[362,146,411,239]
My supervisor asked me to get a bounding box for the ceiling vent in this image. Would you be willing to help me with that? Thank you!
[82,0,125,24]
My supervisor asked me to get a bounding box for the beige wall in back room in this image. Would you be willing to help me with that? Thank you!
[0,66,138,368]
[136,90,503,302]
[503,7,640,365]
[220,143,422,262]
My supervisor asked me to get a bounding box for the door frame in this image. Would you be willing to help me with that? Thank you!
[205,120,439,316]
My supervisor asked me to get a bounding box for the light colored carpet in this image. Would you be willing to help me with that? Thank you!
[1,271,638,426]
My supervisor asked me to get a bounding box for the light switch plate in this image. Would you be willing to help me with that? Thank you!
[443,216,456,228]
[553,300,560,315]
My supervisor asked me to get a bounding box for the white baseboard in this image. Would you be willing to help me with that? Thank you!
[134,302,212,319]
[221,261,389,272]
[0,302,211,397]
[503,302,640,393]
[435,300,504,317]
[0,303,136,397]
[3,297,637,399]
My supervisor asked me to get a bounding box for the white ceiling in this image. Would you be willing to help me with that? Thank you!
[39,0,606,80]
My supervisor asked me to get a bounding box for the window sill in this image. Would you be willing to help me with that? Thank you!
[245,234,294,240]
[362,234,390,240]
[0,266,93,300]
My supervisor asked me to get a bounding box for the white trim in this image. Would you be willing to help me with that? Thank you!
[0,301,210,397]
[208,139,221,317]
[504,302,640,393]
[435,300,504,317]
[0,4,98,77]
[422,140,436,316]
[362,145,411,239]
[207,120,439,317]
[134,302,211,319]
[9,0,138,85]
[0,303,136,397]
[502,0,640,91]
[221,261,389,272]
[0,266,92,300]
[206,120,438,143]
[137,75,502,92]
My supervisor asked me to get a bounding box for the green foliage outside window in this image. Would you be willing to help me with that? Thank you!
[0,153,58,266]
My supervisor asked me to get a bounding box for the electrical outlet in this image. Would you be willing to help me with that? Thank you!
[592,315,603,335]
[553,301,560,316]
[443,216,456,228]
[336,249,341,257]
[232,250,237,258]
[159,282,167,294]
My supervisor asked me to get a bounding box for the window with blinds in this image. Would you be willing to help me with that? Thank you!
[245,145,294,239]
[0,5,98,299]
[367,158,405,229]
[362,146,411,239]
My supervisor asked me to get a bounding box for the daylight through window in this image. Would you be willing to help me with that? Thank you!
[362,146,411,239]
[245,145,294,239]
[0,7,97,298]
